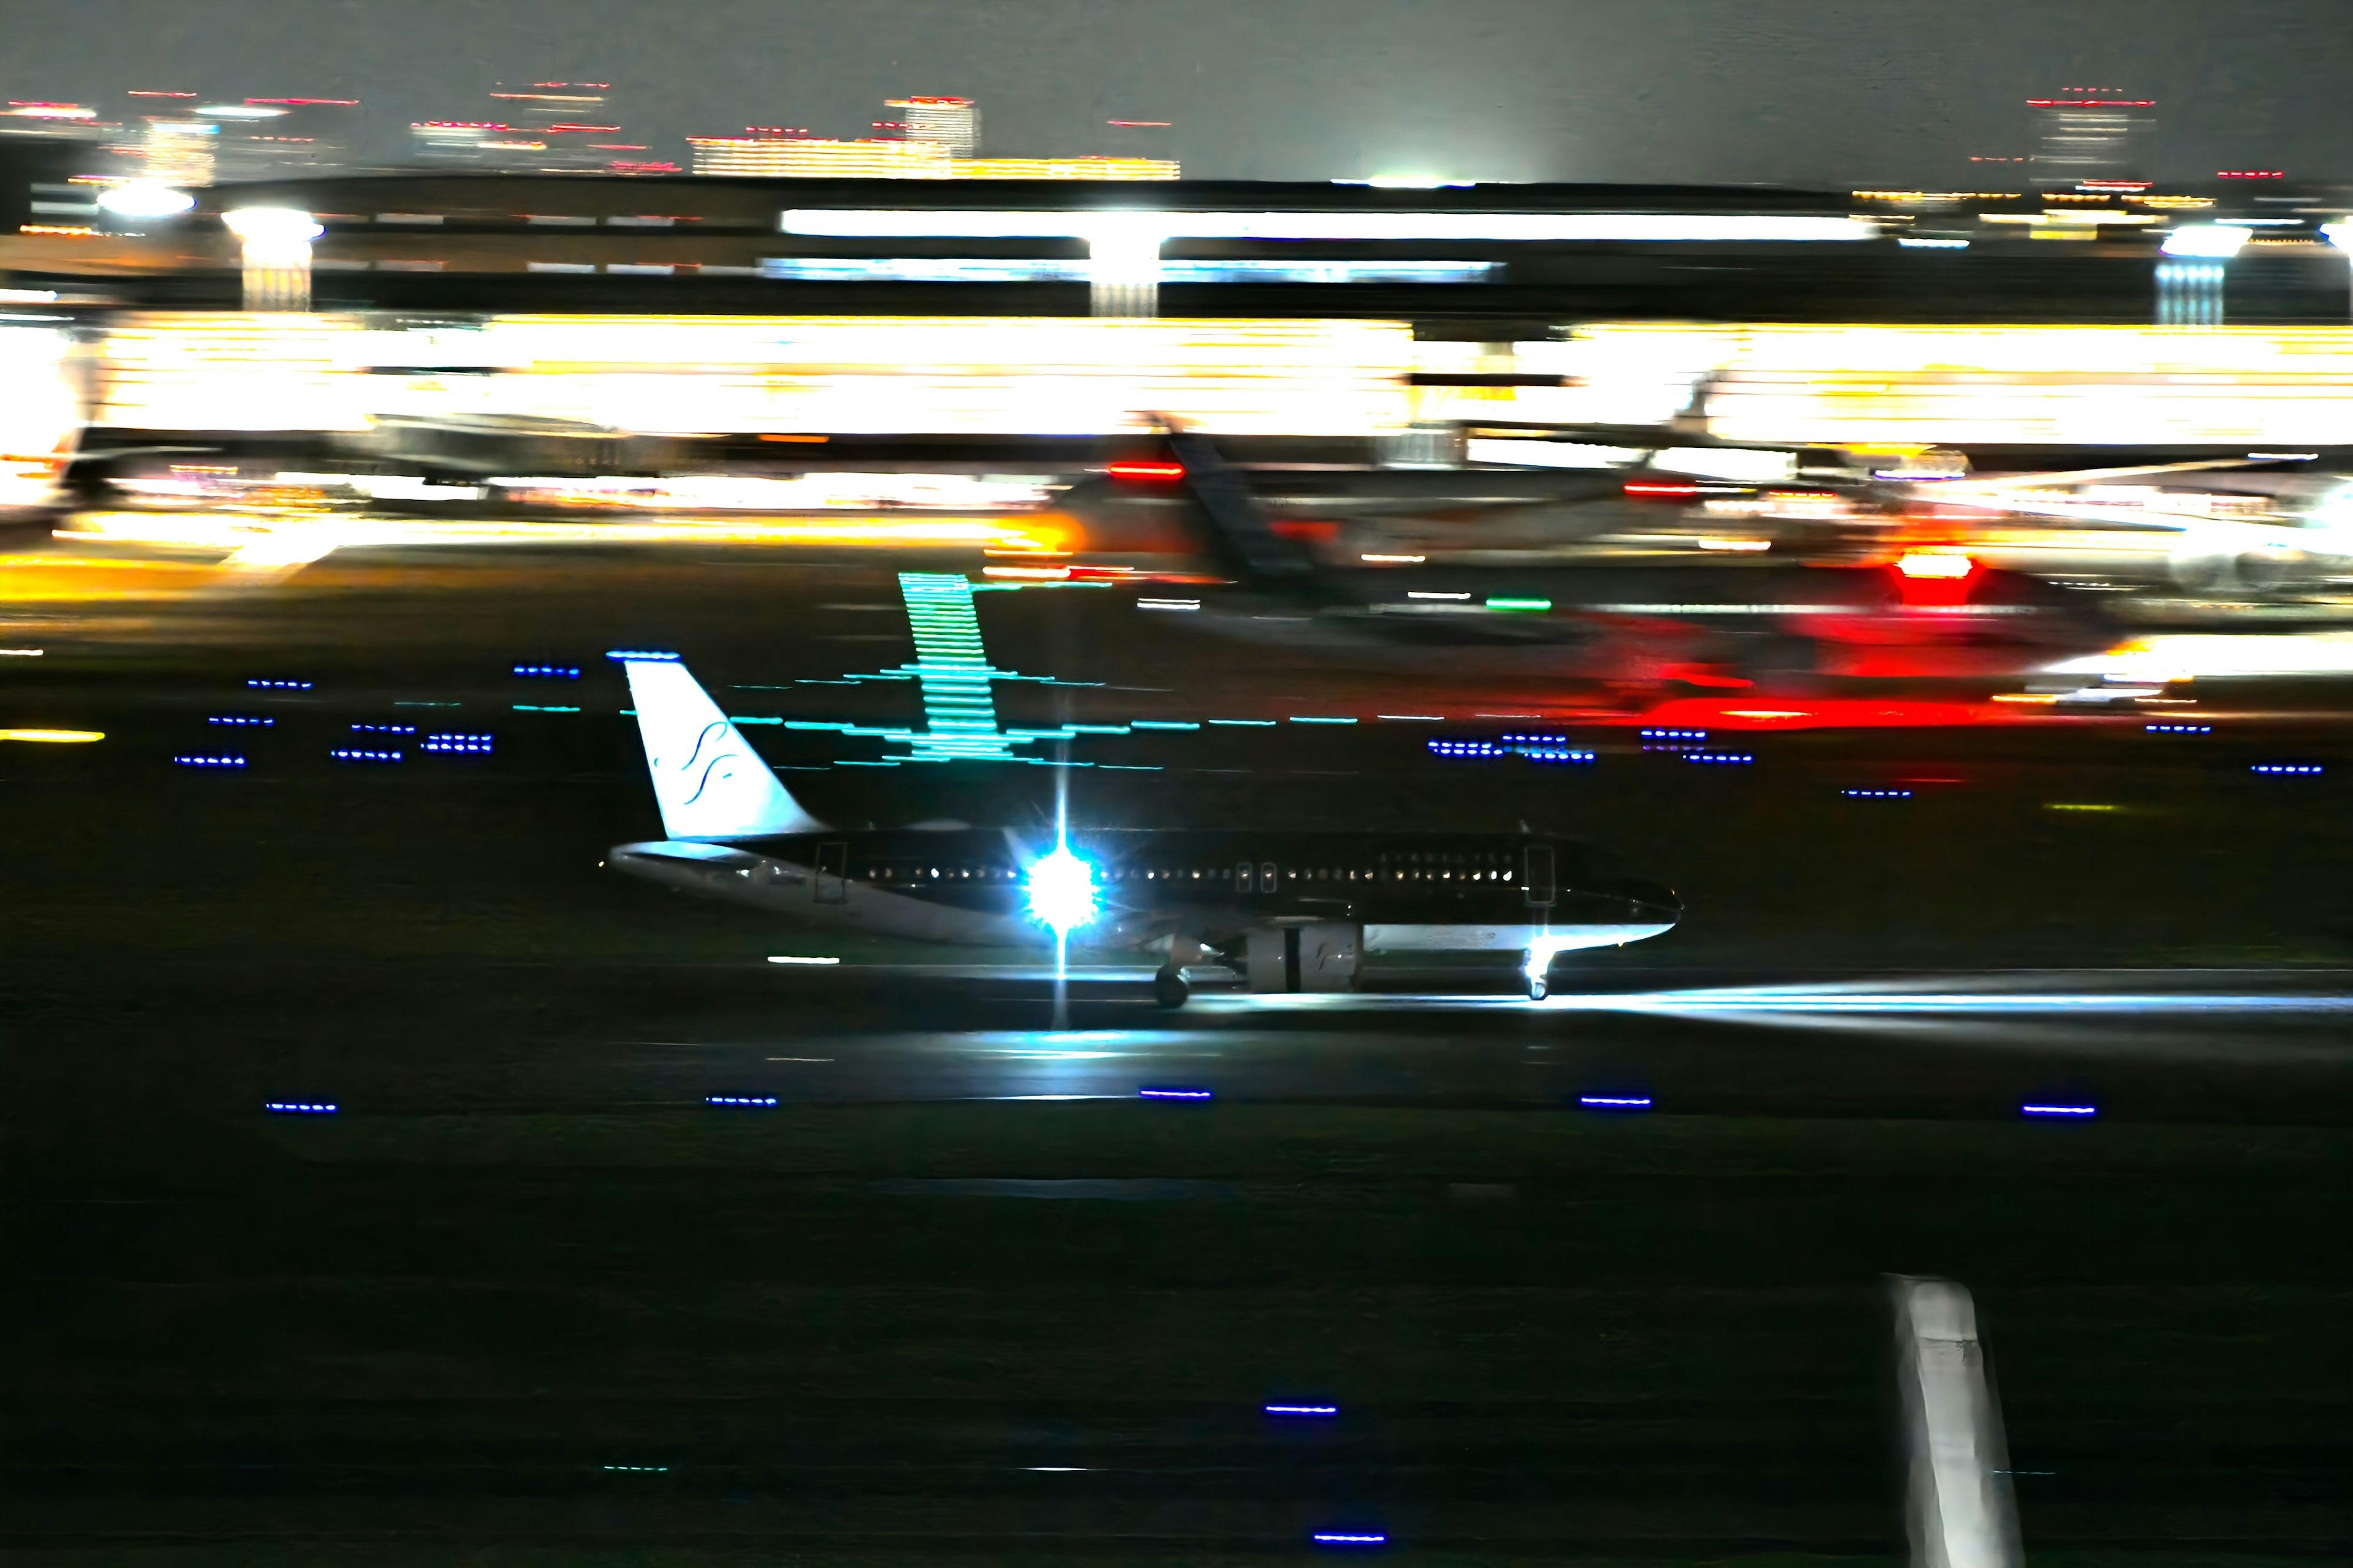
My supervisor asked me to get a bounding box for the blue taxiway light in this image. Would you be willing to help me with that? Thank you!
[329,748,403,763]
[707,1096,778,1107]
[1139,1087,1214,1101]
[1686,752,1756,765]
[1525,749,1596,764]
[1428,740,1502,757]
[247,678,313,690]
[352,723,417,734]
[207,715,273,727]
[513,664,582,678]
[1641,727,1707,740]
[2251,763,2324,775]
[605,649,680,662]
[1580,1095,1653,1110]
[2146,724,2212,735]
[175,755,248,768]
[2021,1104,2098,1118]
[1313,1532,1388,1547]
[265,1102,337,1114]
[601,1464,669,1472]
[1265,1404,1339,1417]
[423,735,494,753]
[1843,788,1914,799]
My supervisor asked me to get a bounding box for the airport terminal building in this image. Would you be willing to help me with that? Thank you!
[4,170,2351,326]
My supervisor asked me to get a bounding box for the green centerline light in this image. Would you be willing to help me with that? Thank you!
[1485,596,1553,612]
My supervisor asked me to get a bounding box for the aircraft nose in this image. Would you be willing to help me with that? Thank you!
[1616,877,1683,923]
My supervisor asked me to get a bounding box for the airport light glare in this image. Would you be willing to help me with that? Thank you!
[2161,224,2253,258]
[1025,841,1101,935]
[95,182,194,221]
[222,206,324,244]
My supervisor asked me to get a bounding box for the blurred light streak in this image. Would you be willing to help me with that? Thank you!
[783,210,1875,243]
[2047,633,2353,681]
[1541,986,2353,1017]
[61,512,1059,556]
[0,727,102,743]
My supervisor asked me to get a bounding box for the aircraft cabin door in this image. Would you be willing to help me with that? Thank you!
[1523,844,1556,911]
[815,840,848,904]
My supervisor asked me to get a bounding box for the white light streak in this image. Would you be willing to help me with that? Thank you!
[782,209,1878,243]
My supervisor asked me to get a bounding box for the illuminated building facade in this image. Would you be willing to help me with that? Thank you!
[688,136,952,178]
[953,157,1179,181]
[415,83,667,176]
[2030,88,2154,187]
[214,100,360,181]
[887,97,979,157]
[687,137,1177,181]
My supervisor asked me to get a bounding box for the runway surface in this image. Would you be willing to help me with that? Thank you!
[4,527,2351,1562]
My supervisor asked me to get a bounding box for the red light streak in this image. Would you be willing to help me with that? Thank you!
[1623,481,1699,499]
[1108,460,1186,482]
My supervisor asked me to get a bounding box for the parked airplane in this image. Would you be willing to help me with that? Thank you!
[1047,435,2114,684]
[603,653,1680,1004]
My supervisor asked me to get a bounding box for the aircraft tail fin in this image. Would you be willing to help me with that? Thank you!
[1165,430,1317,585]
[616,653,826,841]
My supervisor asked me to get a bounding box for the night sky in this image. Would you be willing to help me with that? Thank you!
[1,0,2349,185]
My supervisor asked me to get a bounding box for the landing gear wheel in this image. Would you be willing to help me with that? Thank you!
[1153,966,1191,1010]
[1525,974,1550,1002]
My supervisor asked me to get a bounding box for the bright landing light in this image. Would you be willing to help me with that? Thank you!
[1026,842,1101,936]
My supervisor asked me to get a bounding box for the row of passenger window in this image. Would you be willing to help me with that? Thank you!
[855,864,1522,885]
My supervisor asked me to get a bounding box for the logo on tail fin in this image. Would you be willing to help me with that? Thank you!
[613,654,826,841]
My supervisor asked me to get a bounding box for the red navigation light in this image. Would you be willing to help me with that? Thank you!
[1108,460,1186,482]
[1624,481,1700,499]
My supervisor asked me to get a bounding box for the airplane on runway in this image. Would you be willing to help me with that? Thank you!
[603,653,1680,1004]
[1048,435,2116,686]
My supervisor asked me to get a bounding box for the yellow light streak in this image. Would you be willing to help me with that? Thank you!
[0,728,102,743]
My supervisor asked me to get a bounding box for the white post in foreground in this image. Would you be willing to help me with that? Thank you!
[223,206,322,312]
[1891,1276,2021,1568]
